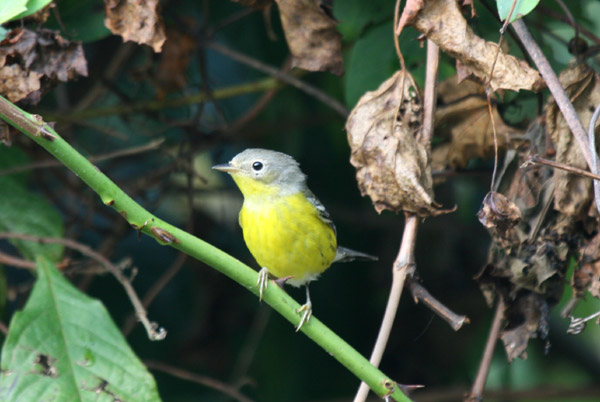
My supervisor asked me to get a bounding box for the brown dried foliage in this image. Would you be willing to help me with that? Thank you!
[0,28,87,104]
[477,62,600,360]
[155,28,197,99]
[546,63,600,217]
[275,0,343,75]
[432,76,520,171]
[105,0,167,53]
[408,0,544,92]
[346,70,449,216]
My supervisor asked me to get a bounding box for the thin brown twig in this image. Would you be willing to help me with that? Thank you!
[230,304,272,386]
[354,30,441,401]
[553,0,577,38]
[0,138,165,177]
[512,19,594,169]
[520,155,600,181]
[0,233,166,341]
[206,7,257,37]
[204,42,349,117]
[226,58,293,134]
[393,0,406,71]
[587,103,600,214]
[466,298,505,402]
[485,0,516,190]
[144,360,254,402]
[487,92,500,191]
[407,279,470,331]
[421,40,439,148]
[0,250,36,269]
[122,252,187,336]
[74,42,137,112]
[537,5,600,46]
[353,215,418,402]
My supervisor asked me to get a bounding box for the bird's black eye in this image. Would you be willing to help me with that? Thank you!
[252,161,264,171]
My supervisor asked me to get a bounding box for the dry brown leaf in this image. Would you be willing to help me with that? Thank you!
[105,0,166,53]
[396,0,424,37]
[155,28,196,99]
[346,70,449,216]
[573,228,600,298]
[431,76,518,171]
[275,0,343,75]
[411,0,544,92]
[545,63,600,217]
[477,191,522,243]
[500,293,550,362]
[0,28,87,104]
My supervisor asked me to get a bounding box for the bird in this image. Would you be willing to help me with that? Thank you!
[213,148,376,331]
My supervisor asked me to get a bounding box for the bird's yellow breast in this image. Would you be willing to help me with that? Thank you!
[238,187,337,287]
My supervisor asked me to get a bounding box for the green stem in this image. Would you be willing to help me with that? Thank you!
[43,76,285,121]
[0,95,410,402]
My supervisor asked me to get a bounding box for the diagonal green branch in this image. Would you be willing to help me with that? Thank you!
[0,95,411,402]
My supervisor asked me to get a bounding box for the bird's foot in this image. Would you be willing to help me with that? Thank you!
[257,267,269,301]
[295,300,312,332]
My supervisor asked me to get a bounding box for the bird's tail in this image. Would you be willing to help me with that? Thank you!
[334,246,378,263]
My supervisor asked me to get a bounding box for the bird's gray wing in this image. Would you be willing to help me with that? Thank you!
[303,188,337,237]
[303,189,378,263]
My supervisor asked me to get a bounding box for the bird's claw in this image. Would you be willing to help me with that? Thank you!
[296,300,312,332]
[257,267,269,301]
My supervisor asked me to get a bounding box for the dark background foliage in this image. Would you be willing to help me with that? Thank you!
[1,0,600,401]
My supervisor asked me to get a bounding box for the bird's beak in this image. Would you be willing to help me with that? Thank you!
[212,163,240,173]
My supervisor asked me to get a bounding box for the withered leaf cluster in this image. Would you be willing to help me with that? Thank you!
[105,0,167,53]
[546,64,600,216]
[477,63,600,361]
[346,70,448,216]
[403,0,544,92]
[0,28,87,104]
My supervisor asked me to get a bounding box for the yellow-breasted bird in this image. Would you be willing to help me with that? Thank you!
[213,149,376,330]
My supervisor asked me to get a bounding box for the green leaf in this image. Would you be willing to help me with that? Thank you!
[496,0,540,23]
[8,0,53,21]
[344,22,423,107]
[0,176,64,262]
[333,0,390,41]
[46,0,111,43]
[0,145,32,185]
[0,0,27,24]
[0,257,162,402]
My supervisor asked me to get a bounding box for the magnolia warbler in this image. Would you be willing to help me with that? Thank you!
[213,149,376,330]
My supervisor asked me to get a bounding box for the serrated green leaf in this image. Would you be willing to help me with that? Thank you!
[0,177,64,262]
[0,0,27,24]
[497,0,540,23]
[0,257,162,402]
[8,0,53,21]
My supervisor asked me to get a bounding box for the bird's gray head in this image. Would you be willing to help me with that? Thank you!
[214,148,307,192]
